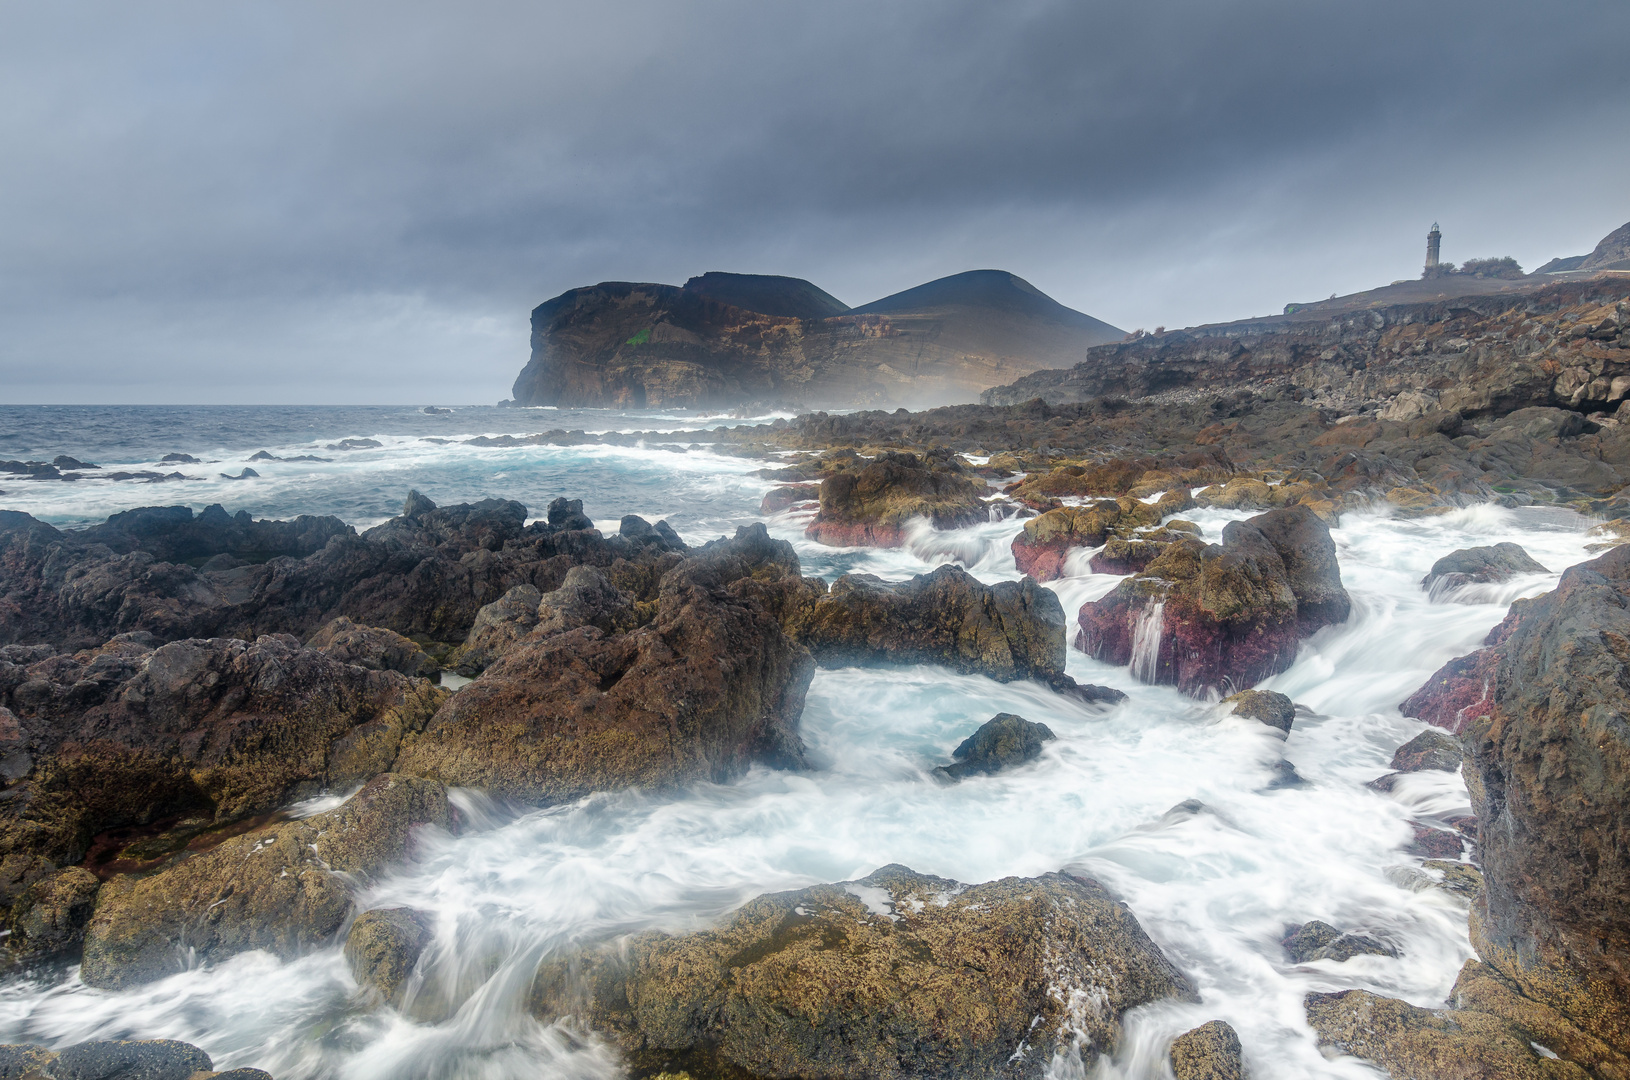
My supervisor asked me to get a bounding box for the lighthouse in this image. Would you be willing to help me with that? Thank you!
[1426,222,1442,272]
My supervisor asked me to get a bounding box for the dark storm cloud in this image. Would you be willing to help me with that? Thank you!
[2,0,1627,403]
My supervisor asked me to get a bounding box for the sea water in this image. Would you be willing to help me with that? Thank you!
[0,405,1598,1079]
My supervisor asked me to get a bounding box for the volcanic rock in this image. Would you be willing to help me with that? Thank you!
[934,713,1055,781]
[1423,543,1548,598]
[1076,505,1350,696]
[1282,919,1396,963]
[392,526,813,803]
[1170,1020,1246,1080]
[2,866,100,964]
[783,564,1069,683]
[346,906,434,1005]
[804,451,987,547]
[531,864,1196,1080]
[1391,729,1463,772]
[1010,489,1192,581]
[0,633,445,923]
[80,773,449,989]
[1226,689,1295,734]
[1396,545,1630,1053]
[759,483,820,514]
[307,616,438,677]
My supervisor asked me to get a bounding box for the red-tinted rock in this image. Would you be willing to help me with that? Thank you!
[760,484,820,514]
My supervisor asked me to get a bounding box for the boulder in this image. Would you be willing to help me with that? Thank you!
[1225,689,1295,734]
[760,484,820,514]
[0,634,445,921]
[445,583,543,675]
[393,526,813,803]
[1424,543,1549,598]
[1305,989,1592,1080]
[1010,490,1191,582]
[1076,506,1350,697]
[1391,729,1462,772]
[1282,919,1396,963]
[306,616,438,677]
[345,906,434,1004]
[0,1044,56,1077]
[80,773,449,989]
[934,713,1055,781]
[805,451,987,547]
[1170,1020,1246,1080]
[783,565,1069,683]
[531,864,1197,1080]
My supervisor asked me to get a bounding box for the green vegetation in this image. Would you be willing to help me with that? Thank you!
[625,327,651,346]
[1458,256,1524,279]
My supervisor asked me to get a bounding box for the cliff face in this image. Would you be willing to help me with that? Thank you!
[983,278,1630,419]
[511,270,1123,410]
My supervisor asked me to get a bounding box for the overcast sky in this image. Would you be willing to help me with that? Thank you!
[3,0,1628,405]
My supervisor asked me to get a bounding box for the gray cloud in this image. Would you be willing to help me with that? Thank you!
[2,0,1627,403]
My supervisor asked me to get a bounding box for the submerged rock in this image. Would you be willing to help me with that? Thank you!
[1076,505,1350,697]
[1170,1020,1246,1080]
[393,526,813,803]
[804,451,987,547]
[1282,919,1396,963]
[531,864,1197,1080]
[934,713,1055,781]
[81,773,449,989]
[1225,689,1295,734]
[1423,543,1548,599]
[1391,729,1462,772]
[346,907,434,1005]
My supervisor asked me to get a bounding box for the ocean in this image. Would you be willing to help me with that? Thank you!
[0,404,1597,1079]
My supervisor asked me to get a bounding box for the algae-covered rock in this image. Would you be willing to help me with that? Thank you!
[80,773,449,989]
[805,451,987,547]
[759,484,820,514]
[1076,505,1350,696]
[1225,689,1295,734]
[1305,989,1590,1080]
[532,864,1196,1080]
[345,907,434,1004]
[1170,1020,1246,1080]
[0,1043,56,1077]
[393,526,813,803]
[3,866,99,963]
[934,713,1055,781]
[1423,543,1549,598]
[1010,489,1192,582]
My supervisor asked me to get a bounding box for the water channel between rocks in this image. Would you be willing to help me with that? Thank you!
[0,407,1599,1079]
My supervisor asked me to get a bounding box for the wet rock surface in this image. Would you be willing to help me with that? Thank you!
[80,773,449,989]
[934,713,1055,780]
[1076,505,1350,696]
[1170,1020,1246,1080]
[0,1038,275,1079]
[1282,919,1397,963]
[307,616,438,677]
[345,906,434,1005]
[531,864,1197,1080]
[1391,728,1463,772]
[0,633,445,928]
[1226,689,1295,733]
[1424,542,1549,597]
[393,526,813,803]
[805,450,988,547]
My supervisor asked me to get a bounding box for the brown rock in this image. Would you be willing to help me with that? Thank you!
[3,866,99,963]
[393,526,813,803]
[345,907,434,1004]
[759,484,820,514]
[80,773,449,989]
[1225,690,1295,734]
[1391,729,1463,772]
[933,713,1055,781]
[307,616,438,677]
[1282,919,1396,963]
[532,864,1196,1080]
[1170,1020,1246,1080]
[805,451,987,548]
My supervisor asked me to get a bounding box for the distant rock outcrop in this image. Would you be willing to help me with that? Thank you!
[512,270,1123,410]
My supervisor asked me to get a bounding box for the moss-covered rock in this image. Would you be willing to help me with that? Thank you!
[1225,689,1295,734]
[80,773,449,989]
[532,865,1196,1080]
[805,451,987,547]
[3,865,99,964]
[345,906,434,1005]
[1170,1020,1246,1080]
[1010,490,1192,582]
[934,713,1055,780]
[307,616,438,677]
[1282,919,1396,963]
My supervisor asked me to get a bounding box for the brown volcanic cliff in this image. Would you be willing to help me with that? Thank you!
[511,270,1122,410]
